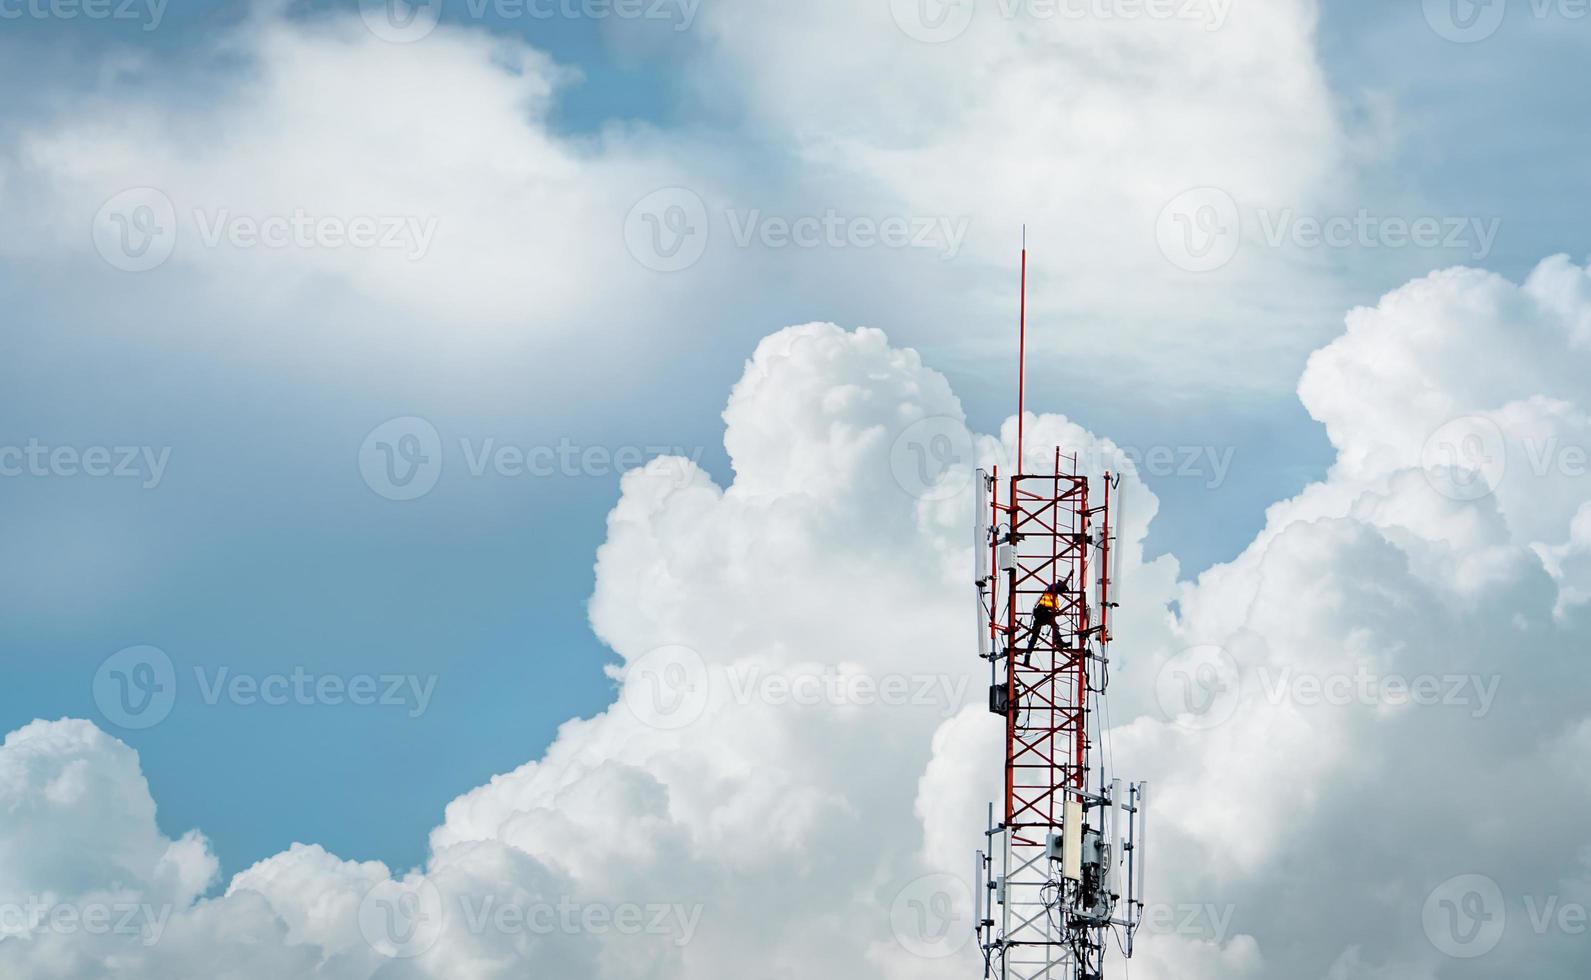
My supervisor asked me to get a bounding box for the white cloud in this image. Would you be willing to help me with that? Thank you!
[685,0,1356,379]
[5,255,1591,977]
[0,1,1368,390]
[0,12,716,343]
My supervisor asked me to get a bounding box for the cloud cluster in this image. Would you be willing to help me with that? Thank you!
[0,12,712,342]
[0,1,1363,385]
[6,253,1591,978]
[687,0,1354,377]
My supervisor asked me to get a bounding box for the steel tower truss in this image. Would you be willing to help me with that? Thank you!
[973,453,1147,980]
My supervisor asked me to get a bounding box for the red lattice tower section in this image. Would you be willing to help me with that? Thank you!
[991,450,1108,847]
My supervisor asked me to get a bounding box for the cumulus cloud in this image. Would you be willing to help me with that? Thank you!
[5,255,1591,978]
[0,0,1372,388]
[686,0,1357,379]
[0,11,718,342]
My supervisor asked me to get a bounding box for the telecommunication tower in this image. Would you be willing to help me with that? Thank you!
[971,234,1147,980]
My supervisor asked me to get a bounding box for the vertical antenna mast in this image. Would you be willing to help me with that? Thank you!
[973,236,1145,980]
[1017,226,1027,476]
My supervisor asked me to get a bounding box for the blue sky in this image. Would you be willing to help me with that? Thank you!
[2,0,1589,891]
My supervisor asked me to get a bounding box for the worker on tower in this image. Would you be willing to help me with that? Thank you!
[1021,576,1070,667]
